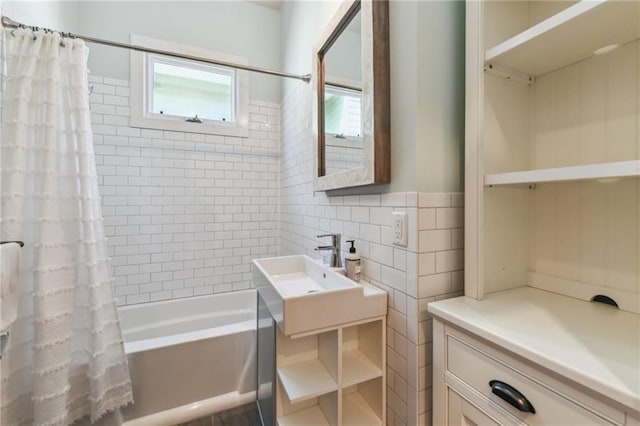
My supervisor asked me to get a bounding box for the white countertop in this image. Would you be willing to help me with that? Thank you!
[427,287,640,414]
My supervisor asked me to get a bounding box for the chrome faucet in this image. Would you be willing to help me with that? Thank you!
[315,233,342,268]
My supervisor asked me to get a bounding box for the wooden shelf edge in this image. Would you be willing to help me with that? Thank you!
[484,0,640,77]
[485,0,606,62]
[484,160,640,186]
[277,359,338,404]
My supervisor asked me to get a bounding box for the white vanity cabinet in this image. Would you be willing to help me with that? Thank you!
[275,317,386,426]
[429,0,640,424]
[430,288,639,425]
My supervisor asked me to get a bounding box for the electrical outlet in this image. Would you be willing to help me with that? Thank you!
[392,211,408,246]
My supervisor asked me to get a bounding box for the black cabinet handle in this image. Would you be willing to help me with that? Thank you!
[489,380,536,414]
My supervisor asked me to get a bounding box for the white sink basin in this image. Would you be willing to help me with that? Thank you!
[260,256,355,297]
[253,255,387,336]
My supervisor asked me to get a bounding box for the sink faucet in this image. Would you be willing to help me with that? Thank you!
[315,233,342,268]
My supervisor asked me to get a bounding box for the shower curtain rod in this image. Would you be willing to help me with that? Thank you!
[1,16,311,83]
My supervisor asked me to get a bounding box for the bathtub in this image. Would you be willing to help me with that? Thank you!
[117,290,257,426]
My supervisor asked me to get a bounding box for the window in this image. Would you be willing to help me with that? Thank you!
[149,56,234,122]
[324,85,362,138]
[131,35,248,137]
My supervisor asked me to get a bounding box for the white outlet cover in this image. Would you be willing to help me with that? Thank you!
[392,211,408,247]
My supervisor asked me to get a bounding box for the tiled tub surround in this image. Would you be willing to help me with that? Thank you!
[280,85,463,426]
[89,75,280,306]
[87,74,461,424]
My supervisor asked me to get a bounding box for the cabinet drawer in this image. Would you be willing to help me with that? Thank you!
[446,334,615,425]
[448,387,501,426]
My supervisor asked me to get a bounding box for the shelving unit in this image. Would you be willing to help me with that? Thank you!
[274,317,385,426]
[472,0,640,303]
[484,160,640,186]
[485,0,640,76]
[430,0,640,423]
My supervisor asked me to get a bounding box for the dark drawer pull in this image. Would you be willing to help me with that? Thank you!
[489,380,536,414]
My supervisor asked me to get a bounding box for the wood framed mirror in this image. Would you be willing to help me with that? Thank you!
[313,0,390,191]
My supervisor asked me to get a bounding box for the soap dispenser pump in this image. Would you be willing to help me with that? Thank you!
[345,240,361,282]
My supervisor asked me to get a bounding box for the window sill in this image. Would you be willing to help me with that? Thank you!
[130,115,249,138]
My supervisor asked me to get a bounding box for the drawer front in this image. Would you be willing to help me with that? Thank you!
[448,387,502,426]
[447,334,614,426]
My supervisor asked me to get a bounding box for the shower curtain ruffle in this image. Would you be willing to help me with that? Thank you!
[1,28,133,425]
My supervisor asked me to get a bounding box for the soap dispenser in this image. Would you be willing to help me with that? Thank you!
[345,240,361,282]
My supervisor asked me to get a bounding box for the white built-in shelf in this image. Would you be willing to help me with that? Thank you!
[275,317,385,424]
[343,392,382,426]
[277,405,330,426]
[484,160,640,187]
[485,0,640,77]
[343,349,383,388]
[277,359,337,404]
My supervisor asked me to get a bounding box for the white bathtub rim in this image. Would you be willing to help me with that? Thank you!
[118,288,255,312]
[124,318,255,354]
[118,289,256,328]
[123,308,252,343]
[123,309,240,335]
[122,390,256,426]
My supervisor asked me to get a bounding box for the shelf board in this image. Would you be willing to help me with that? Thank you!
[485,0,640,76]
[277,359,337,404]
[278,405,330,426]
[343,349,383,388]
[343,392,382,426]
[484,160,640,187]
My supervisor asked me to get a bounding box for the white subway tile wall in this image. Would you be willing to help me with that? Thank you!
[413,193,464,426]
[89,75,280,306]
[280,84,463,426]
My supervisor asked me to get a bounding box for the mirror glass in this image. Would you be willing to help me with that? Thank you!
[322,9,363,176]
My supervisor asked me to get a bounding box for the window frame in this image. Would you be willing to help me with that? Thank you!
[130,34,249,137]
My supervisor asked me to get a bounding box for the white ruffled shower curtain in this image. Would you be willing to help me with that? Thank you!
[1,28,133,425]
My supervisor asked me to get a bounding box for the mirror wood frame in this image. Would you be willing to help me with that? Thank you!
[313,0,390,191]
